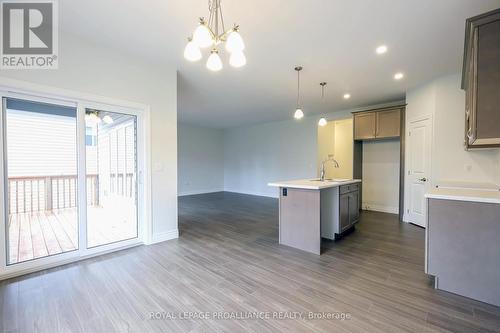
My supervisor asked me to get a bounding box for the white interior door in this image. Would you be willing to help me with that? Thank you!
[406,117,432,227]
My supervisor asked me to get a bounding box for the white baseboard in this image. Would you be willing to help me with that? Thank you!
[362,203,399,214]
[150,229,179,244]
[223,189,278,198]
[178,189,224,196]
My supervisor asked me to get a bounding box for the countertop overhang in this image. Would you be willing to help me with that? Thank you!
[268,179,362,190]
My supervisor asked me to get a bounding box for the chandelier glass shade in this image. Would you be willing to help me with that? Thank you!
[184,0,246,70]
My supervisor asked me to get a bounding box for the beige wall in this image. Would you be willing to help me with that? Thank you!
[317,118,353,179]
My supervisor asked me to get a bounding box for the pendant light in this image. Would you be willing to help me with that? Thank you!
[184,0,246,71]
[294,66,304,120]
[318,82,327,126]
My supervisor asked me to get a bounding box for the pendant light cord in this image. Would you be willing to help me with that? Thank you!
[296,69,301,108]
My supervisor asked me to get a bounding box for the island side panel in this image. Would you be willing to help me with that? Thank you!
[279,187,321,255]
[427,198,500,307]
[320,187,340,239]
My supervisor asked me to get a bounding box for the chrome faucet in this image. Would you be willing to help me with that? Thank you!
[320,154,340,181]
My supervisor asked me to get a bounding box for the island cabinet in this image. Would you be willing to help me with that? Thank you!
[353,107,402,140]
[321,183,360,239]
[462,8,500,149]
[339,184,360,233]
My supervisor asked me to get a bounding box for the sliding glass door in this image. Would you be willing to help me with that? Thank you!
[85,109,138,248]
[3,98,78,265]
[1,95,143,269]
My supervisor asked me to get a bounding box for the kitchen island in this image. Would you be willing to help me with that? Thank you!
[268,179,362,255]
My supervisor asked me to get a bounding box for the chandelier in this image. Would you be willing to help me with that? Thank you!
[184,0,246,71]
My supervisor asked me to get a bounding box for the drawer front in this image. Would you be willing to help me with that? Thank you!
[339,185,351,194]
[340,183,359,194]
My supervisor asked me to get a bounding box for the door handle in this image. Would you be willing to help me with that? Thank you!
[419,177,427,182]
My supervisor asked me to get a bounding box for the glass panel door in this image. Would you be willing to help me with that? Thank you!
[3,98,78,265]
[85,109,138,248]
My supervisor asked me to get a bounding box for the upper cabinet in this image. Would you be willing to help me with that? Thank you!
[462,8,500,149]
[353,112,376,140]
[353,107,403,141]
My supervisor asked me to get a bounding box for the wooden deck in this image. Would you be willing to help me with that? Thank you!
[7,206,137,265]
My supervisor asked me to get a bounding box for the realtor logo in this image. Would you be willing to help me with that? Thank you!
[1,0,58,69]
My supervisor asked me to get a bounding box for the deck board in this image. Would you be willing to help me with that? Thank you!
[29,213,49,259]
[8,214,20,265]
[7,206,137,265]
[36,212,62,256]
[18,213,33,263]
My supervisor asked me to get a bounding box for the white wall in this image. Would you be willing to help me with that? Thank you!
[404,73,500,221]
[0,33,178,241]
[223,111,352,198]
[362,140,400,214]
[178,124,224,196]
[406,73,500,189]
[433,75,500,186]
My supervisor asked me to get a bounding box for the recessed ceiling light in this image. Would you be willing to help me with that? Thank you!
[394,72,404,80]
[376,45,388,55]
[318,118,327,127]
[343,93,351,99]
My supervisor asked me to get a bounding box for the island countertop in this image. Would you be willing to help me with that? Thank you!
[268,178,362,190]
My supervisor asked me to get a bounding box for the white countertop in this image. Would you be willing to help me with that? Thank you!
[268,178,362,190]
[425,187,500,204]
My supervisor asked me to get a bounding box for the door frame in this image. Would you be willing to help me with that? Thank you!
[403,114,433,226]
[0,80,152,280]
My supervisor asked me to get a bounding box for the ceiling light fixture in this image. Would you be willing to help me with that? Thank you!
[318,118,327,127]
[394,72,404,80]
[294,66,304,120]
[343,93,351,100]
[184,0,246,70]
[376,45,388,54]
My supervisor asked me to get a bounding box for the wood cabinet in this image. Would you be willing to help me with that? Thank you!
[376,109,401,138]
[353,112,376,140]
[353,108,401,140]
[462,8,500,149]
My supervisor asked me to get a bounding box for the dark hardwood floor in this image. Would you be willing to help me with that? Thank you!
[1,191,499,332]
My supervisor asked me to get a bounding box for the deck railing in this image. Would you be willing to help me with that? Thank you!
[7,175,99,214]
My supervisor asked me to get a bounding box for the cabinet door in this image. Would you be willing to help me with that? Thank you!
[376,109,401,138]
[339,194,350,232]
[349,191,360,224]
[463,9,500,148]
[354,112,376,140]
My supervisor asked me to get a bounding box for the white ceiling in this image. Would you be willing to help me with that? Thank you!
[61,0,500,128]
